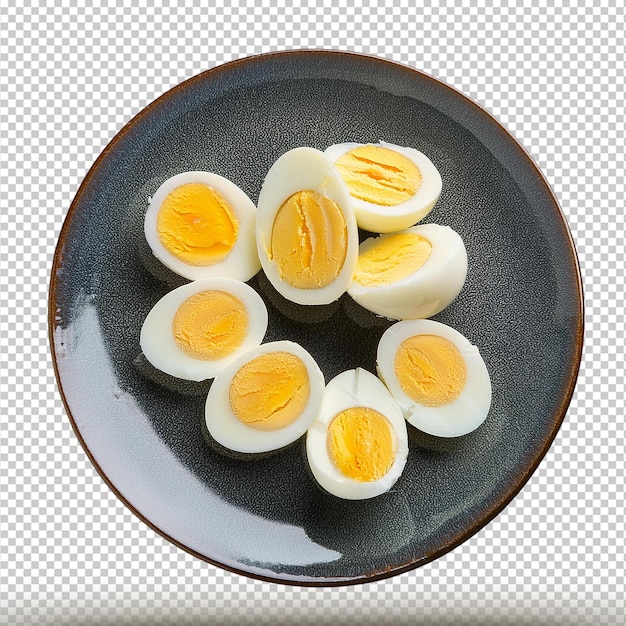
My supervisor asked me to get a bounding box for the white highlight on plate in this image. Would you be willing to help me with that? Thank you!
[53,297,341,568]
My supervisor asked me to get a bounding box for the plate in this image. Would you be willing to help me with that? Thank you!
[49,50,583,586]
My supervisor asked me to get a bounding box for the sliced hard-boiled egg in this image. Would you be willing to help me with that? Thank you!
[348,223,467,320]
[140,278,268,382]
[377,319,491,438]
[256,147,359,305]
[205,341,325,454]
[306,368,409,500]
[144,171,260,282]
[324,141,442,233]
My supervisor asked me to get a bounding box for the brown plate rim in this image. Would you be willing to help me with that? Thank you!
[48,49,584,587]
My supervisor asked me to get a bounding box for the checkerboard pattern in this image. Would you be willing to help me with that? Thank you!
[1,1,624,623]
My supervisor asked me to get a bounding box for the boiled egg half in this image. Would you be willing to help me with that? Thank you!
[348,223,467,320]
[205,341,325,454]
[306,368,409,500]
[324,141,442,233]
[377,319,491,438]
[140,278,268,382]
[256,147,359,305]
[144,171,260,282]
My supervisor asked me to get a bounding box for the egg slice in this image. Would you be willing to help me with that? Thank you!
[256,147,359,305]
[140,278,268,382]
[144,171,260,282]
[205,341,325,454]
[377,320,491,438]
[324,141,442,233]
[347,223,467,320]
[306,368,409,500]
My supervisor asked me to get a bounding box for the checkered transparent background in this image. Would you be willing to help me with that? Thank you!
[1,0,623,623]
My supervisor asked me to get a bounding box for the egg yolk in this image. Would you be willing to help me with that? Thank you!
[157,183,239,266]
[334,145,422,206]
[229,352,311,431]
[327,407,395,482]
[394,334,467,407]
[172,290,248,360]
[354,232,432,287]
[269,190,348,289]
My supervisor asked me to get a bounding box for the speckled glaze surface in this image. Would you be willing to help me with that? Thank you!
[49,51,583,586]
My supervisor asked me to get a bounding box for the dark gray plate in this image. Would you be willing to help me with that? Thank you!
[49,51,583,586]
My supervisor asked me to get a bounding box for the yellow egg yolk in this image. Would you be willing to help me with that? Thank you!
[157,183,239,266]
[334,145,422,206]
[354,232,432,287]
[327,407,395,482]
[394,334,467,407]
[172,290,248,360]
[269,190,348,289]
[229,352,311,431]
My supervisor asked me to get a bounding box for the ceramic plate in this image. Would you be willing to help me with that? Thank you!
[49,51,583,586]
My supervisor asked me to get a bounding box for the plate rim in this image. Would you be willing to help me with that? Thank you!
[48,49,585,587]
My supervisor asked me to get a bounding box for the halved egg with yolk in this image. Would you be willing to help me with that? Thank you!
[205,341,325,454]
[347,223,467,320]
[256,147,359,305]
[306,368,409,500]
[324,141,442,233]
[144,171,260,282]
[140,278,268,382]
[377,319,492,438]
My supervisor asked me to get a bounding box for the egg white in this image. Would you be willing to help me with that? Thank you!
[144,170,260,282]
[205,341,325,454]
[377,319,492,438]
[324,141,442,233]
[306,368,409,500]
[256,147,359,305]
[348,223,468,320]
[140,278,268,382]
